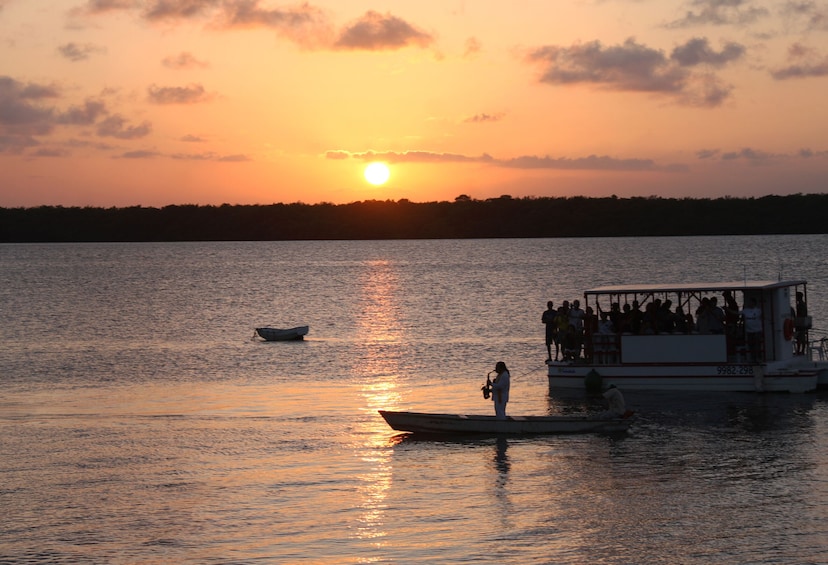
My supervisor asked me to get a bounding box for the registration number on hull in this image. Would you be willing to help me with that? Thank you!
[716,365,754,375]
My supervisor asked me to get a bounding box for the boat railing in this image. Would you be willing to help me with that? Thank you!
[807,335,828,361]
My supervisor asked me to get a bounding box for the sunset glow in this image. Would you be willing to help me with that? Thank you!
[1,1,828,207]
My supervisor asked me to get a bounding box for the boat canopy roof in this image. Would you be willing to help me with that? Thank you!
[584,280,807,296]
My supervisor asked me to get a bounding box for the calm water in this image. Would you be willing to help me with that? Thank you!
[2,236,828,564]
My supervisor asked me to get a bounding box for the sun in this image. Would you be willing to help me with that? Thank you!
[364,162,390,186]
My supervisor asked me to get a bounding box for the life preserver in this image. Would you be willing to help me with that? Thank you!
[783,318,794,341]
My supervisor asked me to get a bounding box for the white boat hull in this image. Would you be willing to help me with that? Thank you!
[379,410,632,435]
[547,362,817,393]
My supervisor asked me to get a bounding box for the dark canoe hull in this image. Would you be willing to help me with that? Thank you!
[255,326,309,341]
[378,410,632,435]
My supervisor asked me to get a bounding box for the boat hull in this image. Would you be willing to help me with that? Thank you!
[547,362,817,393]
[378,410,632,435]
[255,326,309,341]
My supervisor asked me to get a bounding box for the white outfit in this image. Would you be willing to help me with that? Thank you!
[602,387,626,417]
[742,305,762,334]
[491,370,510,420]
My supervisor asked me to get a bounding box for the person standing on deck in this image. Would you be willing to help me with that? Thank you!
[541,301,557,361]
[490,361,511,420]
[795,292,808,355]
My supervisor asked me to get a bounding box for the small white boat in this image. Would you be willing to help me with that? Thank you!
[255,326,309,341]
[379,410,633,435]
[548,279,824,393]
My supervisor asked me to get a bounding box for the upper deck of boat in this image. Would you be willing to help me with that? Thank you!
[584,280,807,296]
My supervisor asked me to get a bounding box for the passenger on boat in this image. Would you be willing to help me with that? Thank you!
[600,385,626,418]
[569,300,585,358]
[674,306,690,333]
[490,361,511,420]
[742,298,763,361]
[795,292,808,355]
[657,299,675,333]
[583,306,598,362]
[541,300,557,361]
[723,291,740,336]
[598,312,614,334]
[709,297,725,334]
[554,306,570,360]
[696,297,714,334]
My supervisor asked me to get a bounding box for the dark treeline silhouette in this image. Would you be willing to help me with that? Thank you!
[1,193,827,242]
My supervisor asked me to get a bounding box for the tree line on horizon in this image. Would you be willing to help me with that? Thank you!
[1,193,827,242]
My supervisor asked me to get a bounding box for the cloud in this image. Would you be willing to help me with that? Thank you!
[337,150,492,164]
[71,2,432,52]
[218,0,332,48]
[57,99,108,125]
[161,52,209,69]
[326,149,680,172]
[770,43,828,79]
[1,75,156,155]
[526,37,737,107]
[73,0,138,15]
[464,37,482,58]
[670,37,745,67]
[57,42,107,61]
[463,113,505,123]
[117,149,251,161]
[780,0,828,32]
[499,155,658,171]
[120,149,161,158]
[170,151,250,161]
[667,0,769,28]
[0,76,58,138]
[147,83,212,104]
[143,0,221,22]
[96,114,152,139]
[180,134,205,142]
[696,146,828,163]
[334,11,433,50]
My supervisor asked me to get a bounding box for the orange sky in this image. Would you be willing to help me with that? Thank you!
[2,0,827,207]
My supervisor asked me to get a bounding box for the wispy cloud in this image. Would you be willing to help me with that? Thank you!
[697,146,828,163]
[56,99,108,125]
[327,149,677,172]
[666,0,769,28]
[463,113,504,123]
[96,114,152,139]
[57,42,107,61]
[144,0,221,22]
[771,42,828,79]
[161,52,209,69]
[117,149,251,161]
[147,83,212,104]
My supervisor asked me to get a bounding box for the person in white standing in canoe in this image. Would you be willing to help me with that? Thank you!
[486,361,511,420]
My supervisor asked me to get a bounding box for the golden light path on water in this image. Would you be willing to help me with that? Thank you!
[352,259,403,551]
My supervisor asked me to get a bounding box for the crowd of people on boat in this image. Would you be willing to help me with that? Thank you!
[542,291,810,363]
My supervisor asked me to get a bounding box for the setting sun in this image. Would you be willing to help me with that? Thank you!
[364,162,391,186]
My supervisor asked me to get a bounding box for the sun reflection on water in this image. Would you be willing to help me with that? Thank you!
[350,259,407,547]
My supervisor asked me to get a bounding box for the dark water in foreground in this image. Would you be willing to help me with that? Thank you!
[2,237,828,564]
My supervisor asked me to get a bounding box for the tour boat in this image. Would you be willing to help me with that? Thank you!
[547,280,825,393]
[378,410,633,435]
